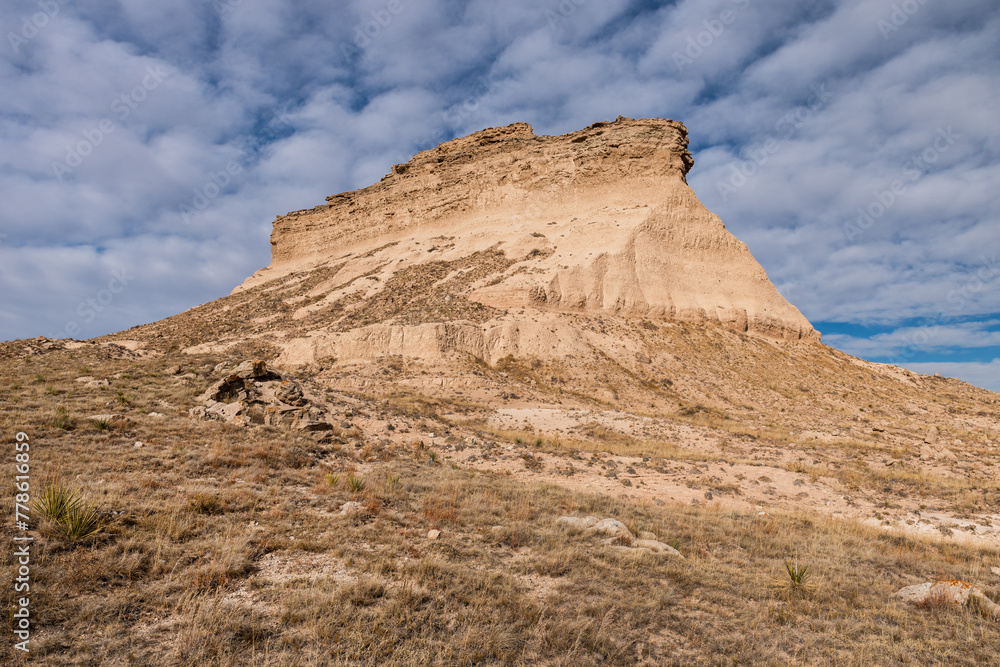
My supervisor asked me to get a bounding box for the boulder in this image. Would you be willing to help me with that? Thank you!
[233,359,272,379]
[556,516,601,530]
[632,539,684,558]
[592,518,632,540]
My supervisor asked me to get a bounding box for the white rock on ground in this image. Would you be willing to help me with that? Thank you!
[340,501,365,516]
[894,580,1000,618]
[591,518,631,540]
[556,516,600,530]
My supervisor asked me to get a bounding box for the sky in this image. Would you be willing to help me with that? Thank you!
[1,0,998,391]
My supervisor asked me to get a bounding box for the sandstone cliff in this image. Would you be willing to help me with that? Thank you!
[235,116,818,362]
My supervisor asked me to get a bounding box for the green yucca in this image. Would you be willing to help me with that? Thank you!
[347,473,366,493]
[32,484,103,542]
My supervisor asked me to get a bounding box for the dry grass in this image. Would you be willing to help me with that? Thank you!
[2,339,1000,665]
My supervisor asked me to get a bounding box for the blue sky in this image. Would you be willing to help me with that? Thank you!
[1,0,998,391]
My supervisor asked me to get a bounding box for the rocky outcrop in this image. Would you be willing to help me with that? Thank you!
[556,515,684,558]
[189,360,333,431]
[235,116,818,359]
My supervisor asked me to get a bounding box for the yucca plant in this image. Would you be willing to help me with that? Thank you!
[326,473,341,488]
[34,483,78,523]
[32,484,103,543]
[385,473,400,488]
[59,503,104,541]
[347,473,366,494]
[90,417,113,431]
[776,559,814,592]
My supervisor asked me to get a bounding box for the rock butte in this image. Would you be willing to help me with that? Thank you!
[233,117,819,366]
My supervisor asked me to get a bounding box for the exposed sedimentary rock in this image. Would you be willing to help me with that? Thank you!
[231,117,818,364]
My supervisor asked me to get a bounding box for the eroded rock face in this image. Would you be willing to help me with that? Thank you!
[231,116,817,366]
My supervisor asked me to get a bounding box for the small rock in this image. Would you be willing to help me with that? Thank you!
[164,365,181,375]
[991,567,1000,577]
[85,379,110,388]
[276,379,307,406]
[134,441,144,448]
[340,501,365,516]
[74,376,96,383]
[638,531,658,541]
[704,491,713,500]
[148,412,165,418]
[427,529,441,540]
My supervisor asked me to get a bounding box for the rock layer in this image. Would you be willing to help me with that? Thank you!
[235,117,818,364]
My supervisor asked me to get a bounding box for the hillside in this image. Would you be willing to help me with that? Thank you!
[3,117,999,665]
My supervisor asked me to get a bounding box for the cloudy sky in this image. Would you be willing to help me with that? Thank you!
[1,0,998,390]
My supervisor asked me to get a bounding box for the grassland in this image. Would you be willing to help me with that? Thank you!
[1,337,999,665]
